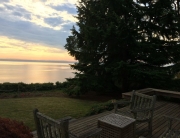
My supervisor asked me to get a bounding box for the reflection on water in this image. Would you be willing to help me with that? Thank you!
[0,61,75,83]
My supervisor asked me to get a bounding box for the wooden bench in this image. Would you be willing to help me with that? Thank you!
[160,116,180,138]
[33,109,102,138]
[114,90,156,137]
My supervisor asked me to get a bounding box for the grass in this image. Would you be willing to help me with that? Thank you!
[0,96,100,131]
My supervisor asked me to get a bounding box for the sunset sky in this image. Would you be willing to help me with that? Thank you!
[0,0,78,62]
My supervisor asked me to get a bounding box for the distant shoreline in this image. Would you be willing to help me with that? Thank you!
[0,58,75,64]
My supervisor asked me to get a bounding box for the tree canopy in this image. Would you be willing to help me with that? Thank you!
[64,0,180,95]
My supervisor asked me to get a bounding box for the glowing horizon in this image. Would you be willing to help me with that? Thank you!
[0,0,78,62]
[0,36,75,62]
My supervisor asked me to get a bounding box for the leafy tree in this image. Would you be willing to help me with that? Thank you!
[65,0,180,95]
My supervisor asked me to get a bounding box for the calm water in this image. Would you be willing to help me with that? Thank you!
[0,61,75,83]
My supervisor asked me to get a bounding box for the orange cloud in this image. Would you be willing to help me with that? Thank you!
[0,36,75,62]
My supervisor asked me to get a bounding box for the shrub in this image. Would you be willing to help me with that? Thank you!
[85,100,115,116]
[62,78,83,96]
[85,99,129,116]
[0,82,18,92]
[0,117,33,138]
[55,81,63,89]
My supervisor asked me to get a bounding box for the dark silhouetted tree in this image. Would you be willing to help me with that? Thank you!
[65,0,180,95]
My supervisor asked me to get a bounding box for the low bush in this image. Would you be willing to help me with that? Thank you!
[0,82,63,93]
[85,100,114,116]
[0,117,33,138]
[85,99,130,116]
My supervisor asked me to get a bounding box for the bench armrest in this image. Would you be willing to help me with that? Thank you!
[57,116,72,122]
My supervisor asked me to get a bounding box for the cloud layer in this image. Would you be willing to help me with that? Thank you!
[0,36,74,61]
[0,0,78,61]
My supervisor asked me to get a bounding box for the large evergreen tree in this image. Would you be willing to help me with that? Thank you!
[65,0,180,95]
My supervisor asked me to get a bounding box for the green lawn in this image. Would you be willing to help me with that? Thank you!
[0,97,99,131]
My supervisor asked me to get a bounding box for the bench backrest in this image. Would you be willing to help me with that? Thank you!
[130,90,156,118]
[33,109,69,138]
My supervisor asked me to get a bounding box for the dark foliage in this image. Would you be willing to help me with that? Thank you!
[0,82,68,93]
[65,0,180,95]
[85,99,129,116]
[85,100,114,116]
[0,117,33,138]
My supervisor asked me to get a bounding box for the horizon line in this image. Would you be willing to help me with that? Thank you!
[0,58,76,63]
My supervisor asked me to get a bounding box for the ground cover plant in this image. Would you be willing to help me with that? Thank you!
[0,96,101,131]
[0,117,33,138]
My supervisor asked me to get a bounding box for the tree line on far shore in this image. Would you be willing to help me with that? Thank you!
[1,77,180,96]
[0,82,69,93]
